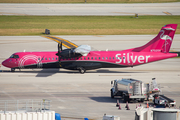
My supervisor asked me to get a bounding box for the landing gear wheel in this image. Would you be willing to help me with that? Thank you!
[79,67,86,74]
[111,90,114,98]
[11,68,15,72]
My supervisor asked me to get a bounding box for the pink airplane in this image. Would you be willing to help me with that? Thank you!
[2,24,178,74]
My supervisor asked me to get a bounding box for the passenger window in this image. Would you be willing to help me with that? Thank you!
[56,58,58,60]
[42,58,44,60]
[52,58,54,60]
[102,57,104,59]
[84,57,86,60]
[99,57,101,59]
[91,57,93,60]
[88,57,89,60]
[81,57,82,60]
[109,57,111,59]
[106,57,108,60]
[113,57,115,59]
[38,58,40,60]
[95,57,97,60]
[49,58,51,60]
[45,58,47,60]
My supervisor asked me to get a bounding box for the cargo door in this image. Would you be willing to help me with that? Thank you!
[133,82,141,95]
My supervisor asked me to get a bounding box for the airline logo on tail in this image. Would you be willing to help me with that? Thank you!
[160,30,173,41]
[160,25,176,53]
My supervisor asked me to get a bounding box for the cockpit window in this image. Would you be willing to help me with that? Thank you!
[10,54,19,58]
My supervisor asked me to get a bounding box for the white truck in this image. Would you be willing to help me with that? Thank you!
[110,78,160,103]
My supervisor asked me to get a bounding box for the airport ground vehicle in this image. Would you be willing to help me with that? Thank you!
[110,78,162,103]
[110,78,149,102]
[153,94,176,107]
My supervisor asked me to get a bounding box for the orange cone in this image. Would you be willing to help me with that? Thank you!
[146,101,149,108]
[118,103,121,110]
[125,102,127,108]
[116,99,119,107]
[126,101,130,110]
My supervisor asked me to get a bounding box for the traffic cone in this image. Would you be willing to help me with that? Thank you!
[116,99,119,107]
[118,103,121,110]
[126,101,130,110]
[139,103,141,107]
[146,101,149,108]
[125,102,127,108]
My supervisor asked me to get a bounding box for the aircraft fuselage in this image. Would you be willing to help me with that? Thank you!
[2,51,177,71]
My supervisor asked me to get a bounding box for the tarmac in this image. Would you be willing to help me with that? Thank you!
[0,3,180,16]
[0,35,180,120]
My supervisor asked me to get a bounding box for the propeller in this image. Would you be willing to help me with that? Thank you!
[56,42,62,66]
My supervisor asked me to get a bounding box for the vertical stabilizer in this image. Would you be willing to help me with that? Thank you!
[132,24,177,53]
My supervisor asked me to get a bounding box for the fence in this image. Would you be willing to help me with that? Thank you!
[0,99,51,113]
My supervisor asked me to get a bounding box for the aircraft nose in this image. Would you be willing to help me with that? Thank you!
[2,59,10,68]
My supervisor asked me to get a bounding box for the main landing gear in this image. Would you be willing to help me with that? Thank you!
[78,67,86,74]
[11,68,15,72]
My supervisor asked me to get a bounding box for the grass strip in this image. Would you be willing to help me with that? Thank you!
[0,15,179,35]
[0,0,179,3]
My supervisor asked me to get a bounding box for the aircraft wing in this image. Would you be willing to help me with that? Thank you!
[43,36,78,49]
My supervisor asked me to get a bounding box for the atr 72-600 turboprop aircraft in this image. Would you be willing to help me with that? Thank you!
[2,24,178,74]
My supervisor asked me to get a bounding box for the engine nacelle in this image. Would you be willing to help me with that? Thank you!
[59,49,81,58]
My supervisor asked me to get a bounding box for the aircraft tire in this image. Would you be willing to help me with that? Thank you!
[11,68,15,72]
[111,89,114,98]
[79,67,86,74]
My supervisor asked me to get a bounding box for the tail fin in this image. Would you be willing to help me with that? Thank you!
[132,24,177,53]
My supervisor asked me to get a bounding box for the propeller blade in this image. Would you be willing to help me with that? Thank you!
[57,42,62,65]
[58,43,60,53]
[60,42,62,51]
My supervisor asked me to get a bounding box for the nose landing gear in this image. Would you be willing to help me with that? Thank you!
[78,67,86,74]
